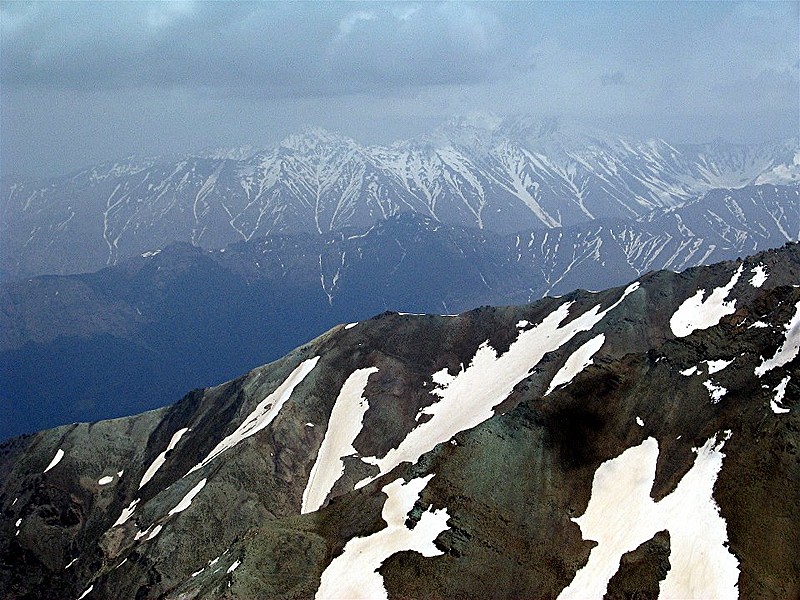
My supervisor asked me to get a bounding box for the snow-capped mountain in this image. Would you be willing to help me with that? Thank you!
[1,244,798,598]
[2,118,797,277]
[2,184,797,440]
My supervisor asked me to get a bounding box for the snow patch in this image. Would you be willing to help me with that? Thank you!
[636,416,644,427]
[703,380,728,403]
[755,300,800,377]
[302,367,378,514]
[771,375,791,414]
[344,322,358,329]
[679,366,698,376]
[705,359,733,375]
[315,474,449,600]
[748,321,769,329]
[65,557,78,569]
[669,265,743,337]
[169,478,207,516]
[98,475,114,486]
[749,264,768,288]
[77,585,94,600]
[357,284,639,488]
[44,448,64,473]
[139,427,190,489]
[545,334,605,395]
[227,560,241,574]
[558,433,738,599]
[188,357,319,473]
[112,498,140,527]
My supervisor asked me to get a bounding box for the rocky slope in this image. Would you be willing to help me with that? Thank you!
[1,243,798,599]
[2,117,797,277]
[3,182,797,440]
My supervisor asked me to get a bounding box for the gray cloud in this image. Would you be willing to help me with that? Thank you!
[1,1,797,178]
[0,2,518,97]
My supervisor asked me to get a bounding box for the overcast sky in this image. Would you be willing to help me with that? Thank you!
[2,1,798,177]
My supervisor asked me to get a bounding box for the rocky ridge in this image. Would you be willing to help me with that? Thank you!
[1,242,798,598]
[2,182,797,440]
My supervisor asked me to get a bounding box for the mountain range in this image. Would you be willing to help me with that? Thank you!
[2,179,798,440]
[2,117,797,278]
[1,242,798,598]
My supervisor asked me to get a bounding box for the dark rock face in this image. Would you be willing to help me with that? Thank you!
[1,243,799,599]
[605,531,671,599]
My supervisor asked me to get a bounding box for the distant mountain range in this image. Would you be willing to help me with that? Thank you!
[2,117,797,278]
[2,181,797,440]
[1,243,798,598]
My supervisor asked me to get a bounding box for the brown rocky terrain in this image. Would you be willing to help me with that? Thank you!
[1,243,798,599]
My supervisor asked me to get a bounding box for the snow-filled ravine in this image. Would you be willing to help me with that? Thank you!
[302,367,378,514]
[188,357,319,473]
[558,433,739,600]
[315,474,449,600]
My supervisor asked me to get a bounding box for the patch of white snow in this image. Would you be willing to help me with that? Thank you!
[44,448,65,473]
[77,585,94,600]
[705,359,733,375]
[703,380,728,403]
[146,524,163,540]
[227,560,241,574]
[669,265,743,337]
[168,478,207,516]
[558,433,738,599]
[188,357,319,473]
[679,366,698,376]
[749,264,768,288]
[315,474,449,600]
[139,427,190,489]
[98,476,114,486]
[771,375,791,414]
[302,367,378,514]
[112,498,140,527]
[755,301,800,377]
[545,334,605,395]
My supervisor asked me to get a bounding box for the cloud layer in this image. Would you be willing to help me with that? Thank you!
[2,1,797,176]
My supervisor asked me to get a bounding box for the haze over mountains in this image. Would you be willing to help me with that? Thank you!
[1,118,798,440]
[2,117,797,278]
[1,242,798,599]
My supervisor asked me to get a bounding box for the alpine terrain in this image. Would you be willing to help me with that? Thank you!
[2,117,797,278]
[2,178,798,440]
[1,243,798,599]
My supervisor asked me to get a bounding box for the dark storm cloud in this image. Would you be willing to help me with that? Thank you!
[0,1,516,97]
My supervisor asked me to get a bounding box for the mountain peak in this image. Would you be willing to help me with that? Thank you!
[279,126,357,152]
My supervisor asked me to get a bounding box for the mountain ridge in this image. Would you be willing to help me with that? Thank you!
[2,119,797,278]
[1,184,797,440]
[1,242,798,598]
